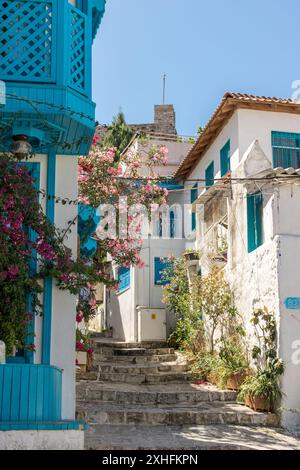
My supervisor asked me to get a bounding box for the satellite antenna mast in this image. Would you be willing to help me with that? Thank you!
[162,73,166,104]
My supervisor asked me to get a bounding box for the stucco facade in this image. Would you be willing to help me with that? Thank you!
[179,98,300,433]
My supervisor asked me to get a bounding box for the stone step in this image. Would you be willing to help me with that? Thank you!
[84,424,300,450]
[76,382,237,405]
[95,353,178,364]
[95,347,175,357]
[97,371,198,384]
[77,402,279,427]
[98,362,189,375]
[91,340,169,350]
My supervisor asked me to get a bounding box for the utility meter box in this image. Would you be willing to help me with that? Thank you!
[137,307,167,342]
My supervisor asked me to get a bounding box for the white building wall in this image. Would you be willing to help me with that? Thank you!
[189,108,300,432]
[51,155,78,420]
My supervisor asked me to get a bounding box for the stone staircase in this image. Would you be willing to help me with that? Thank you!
[76,339,300,450]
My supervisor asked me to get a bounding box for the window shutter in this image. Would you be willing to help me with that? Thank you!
[247,193,263,253]
[190,184,198,232]
[220,140,231,177]
[154,258,171,286]
[205,161,214,188]
[118,267,130,292]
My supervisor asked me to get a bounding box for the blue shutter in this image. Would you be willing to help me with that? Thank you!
[272,131,300,168]
[190,184,198,232]
[220,140,231,177]
[247,193,263,253]
[170,210,175,238]
[118,267,131,293]
[205,161,214,188]
[154,258,171,286]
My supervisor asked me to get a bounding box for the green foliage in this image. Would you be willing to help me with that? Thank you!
[191,352,222,381]
[238,307,284,410]
[101,112,134,160]
[192,267,240,353]
[162,256,201,349]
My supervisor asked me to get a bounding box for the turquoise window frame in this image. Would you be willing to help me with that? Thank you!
[220,140,231,177]
[205,161,214,189]
[190,183,198,232]
[154,258,171,286]
[247,192,263,253]
[272,131,300,169]
[117,266,131,293]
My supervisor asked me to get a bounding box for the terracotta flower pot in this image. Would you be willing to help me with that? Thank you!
[226,371,247,390]
[244,395,272,412]
[208,371,219,386]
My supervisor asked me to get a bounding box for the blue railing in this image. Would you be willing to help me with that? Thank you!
[0,364,62,422]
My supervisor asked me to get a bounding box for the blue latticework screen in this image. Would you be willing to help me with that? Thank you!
[0,0,55,82]
[69,5,86,93]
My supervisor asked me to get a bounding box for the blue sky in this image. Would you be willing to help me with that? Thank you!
[92,0,300,136]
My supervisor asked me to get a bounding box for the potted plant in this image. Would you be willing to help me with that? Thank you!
[217,338,249,390]
[183,249,200,262]
[238,307,284,412]
[238,359,284,412]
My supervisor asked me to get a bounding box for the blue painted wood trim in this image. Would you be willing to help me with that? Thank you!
[0,420,87,431]
[0,365,62,422]
[247,192,263,253]
[42,152,56,365]
[154,258,171,286]
[117,267,131,293]
[5,163,41,364]
[23,163,41,364]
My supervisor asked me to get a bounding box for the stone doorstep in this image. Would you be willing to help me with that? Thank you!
[84,424,300,451]
[76,402,280,428]
[76,382,237,404]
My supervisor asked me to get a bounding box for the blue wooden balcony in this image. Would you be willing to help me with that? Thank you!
[0,0,106,155]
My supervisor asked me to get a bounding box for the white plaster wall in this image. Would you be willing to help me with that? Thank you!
[51,156,78,420]
[0,430,84,450]
[237,109,300,165]
[108,266,135,341]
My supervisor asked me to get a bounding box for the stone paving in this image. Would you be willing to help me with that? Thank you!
[76,339,300,450]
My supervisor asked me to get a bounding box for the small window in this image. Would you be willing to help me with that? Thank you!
[190,183,198,232]
[117,266,130,293]
[272,131,300,168]
[247,192,263,253]
[205,161,214,189]
[170,210,175,238]
[154,258,171,286]
[220,140,231,177]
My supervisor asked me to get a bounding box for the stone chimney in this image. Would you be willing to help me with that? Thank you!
[154,105,177,136]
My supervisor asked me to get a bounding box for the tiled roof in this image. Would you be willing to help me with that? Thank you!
[174,93,300,180]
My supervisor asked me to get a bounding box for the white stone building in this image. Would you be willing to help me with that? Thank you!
[104,106,193,343]
[173,92,300,433]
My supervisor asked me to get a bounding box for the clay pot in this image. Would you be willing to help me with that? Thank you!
[208,371,219,386]
[226,371,247,390]
[244,395,272,412]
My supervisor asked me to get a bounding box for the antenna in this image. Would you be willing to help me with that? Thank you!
[162,73,166,105]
